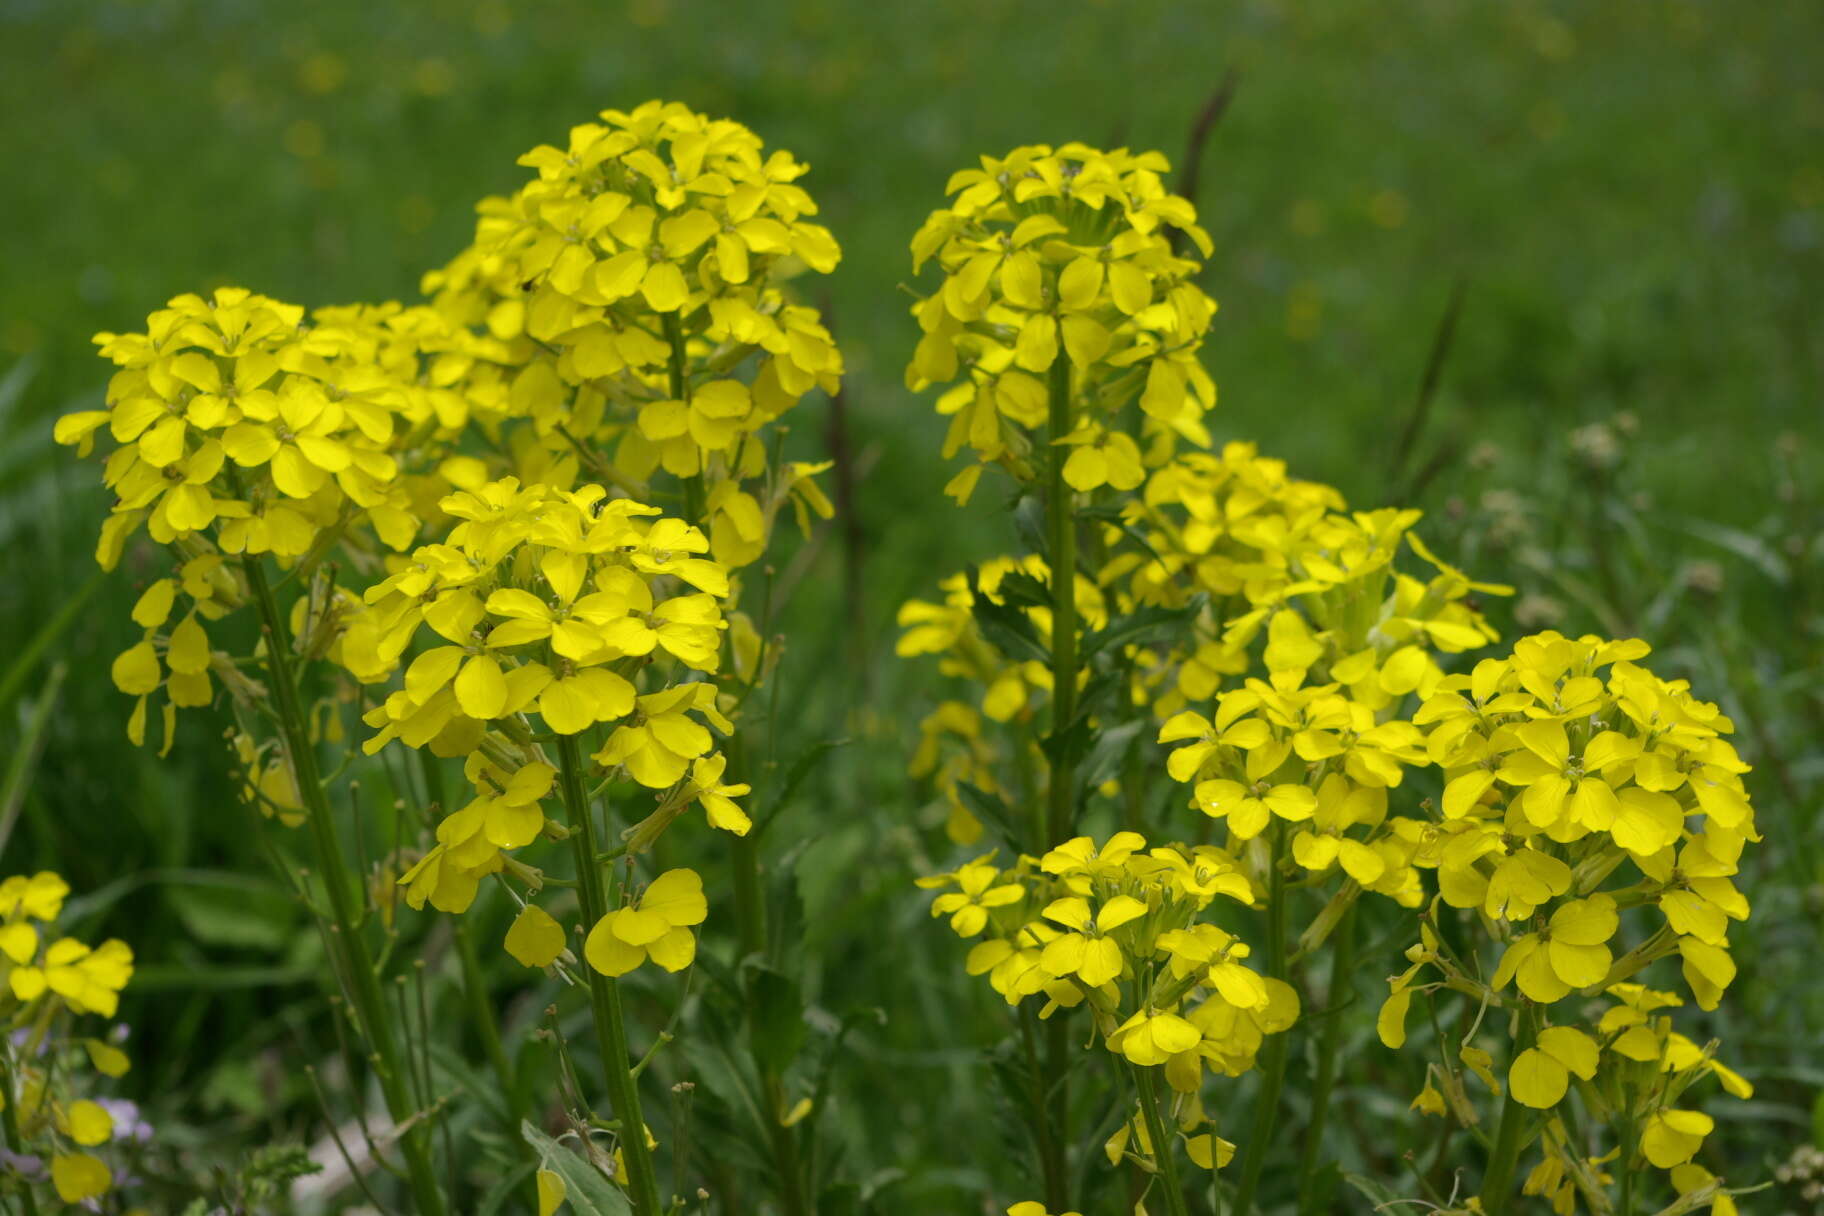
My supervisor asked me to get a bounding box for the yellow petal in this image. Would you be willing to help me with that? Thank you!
[583,916,646,977]
[641,868,708,927]
[1377,987,1414,1049]
[51,1152,111,1202]
[166,613,211,675]
[64,1099,113,1147]
[1509,1047,1569,1109]
[537,1168,567,1216]
[645,925,697,972]
[454,654,508,720]
[111,642,161,696]
[504,904,566,968]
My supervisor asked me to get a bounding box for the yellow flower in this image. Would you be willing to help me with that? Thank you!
[596,685,731,789]
[0,872,69,921]
[1508,1026,1599,1108]
[584,869,707,977]
[1640,1107,1713,1169]
[926,861,1024,937]
[1493,895,1618,1003]
[10,937,135,1016]
[1106,1007,1202,1066]
[1192,778,1316,841]
[1035,896,1132,988]
[685,754,752,835]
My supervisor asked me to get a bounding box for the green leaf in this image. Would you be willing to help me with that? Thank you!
[953,781,1024,854]
[1078,717,1145,791]
[1681,517,1789,585]
[993,569,1051,609]
[1011,494,1047,556]
[1079,599,1206,662]
[475,1159,539,1216]
[1342,1171,1408,1210]
[0,571,99,717]
[744,960,807,1074]
[167,881,299,951]
[520,1121,634,1215]
[754,735,849,840]
[965,565,1049,665]
[0,660,64,857]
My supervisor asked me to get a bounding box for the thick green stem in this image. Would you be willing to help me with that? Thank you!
[1133,1064,1192,1216]
[1,1048,42,1216]
[1481,1009,1537,1216]
[1044,357,1079,848]
[239,553,447,1216]
[1295,901,1357,1215]
[555,735,665,1216]
[1231,825,1292,1216]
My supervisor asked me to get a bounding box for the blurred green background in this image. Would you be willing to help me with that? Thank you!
[2,0,1821,1208]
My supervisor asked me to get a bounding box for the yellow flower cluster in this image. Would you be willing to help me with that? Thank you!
[422,99,841,570]
[1417,633,1754,1011]
[902,139,1758,1215]
[353,478,743,930]
[906,142,1217,502]
[55,288,436,750]
[1372,632,1758,1207]
[0,873,136,1206]
[919,831,1291,1171]
[59,103,847,1010]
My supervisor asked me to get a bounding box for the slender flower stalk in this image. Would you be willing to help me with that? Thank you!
[1295,901,1357,1216]
[556,735,665,1216]
[1045,357,1079,849]
[239,551,448,1216]
[0,1049,42,1216]
[1132,1064,1192,1216]
[1230,824,1292,1216]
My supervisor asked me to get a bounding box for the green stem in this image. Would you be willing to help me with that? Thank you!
[722,738,765,967]
[1231,825,1291,1216]
[1044,357,1079,848]
[1019,1007,1070,1212]
[1480,1008,1537,1216]
[1295,901,1357,1215]
[0,1048,42,1216]
[1031,359,1082,1215]
[1133,1064,1192,1216]
[1617,1121,1636,1216]
[455,916,521,1120]
[239,552,447,1216]
[555,735,665,1216]
[418,750,524,1145]
[763,1072,810,1216]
